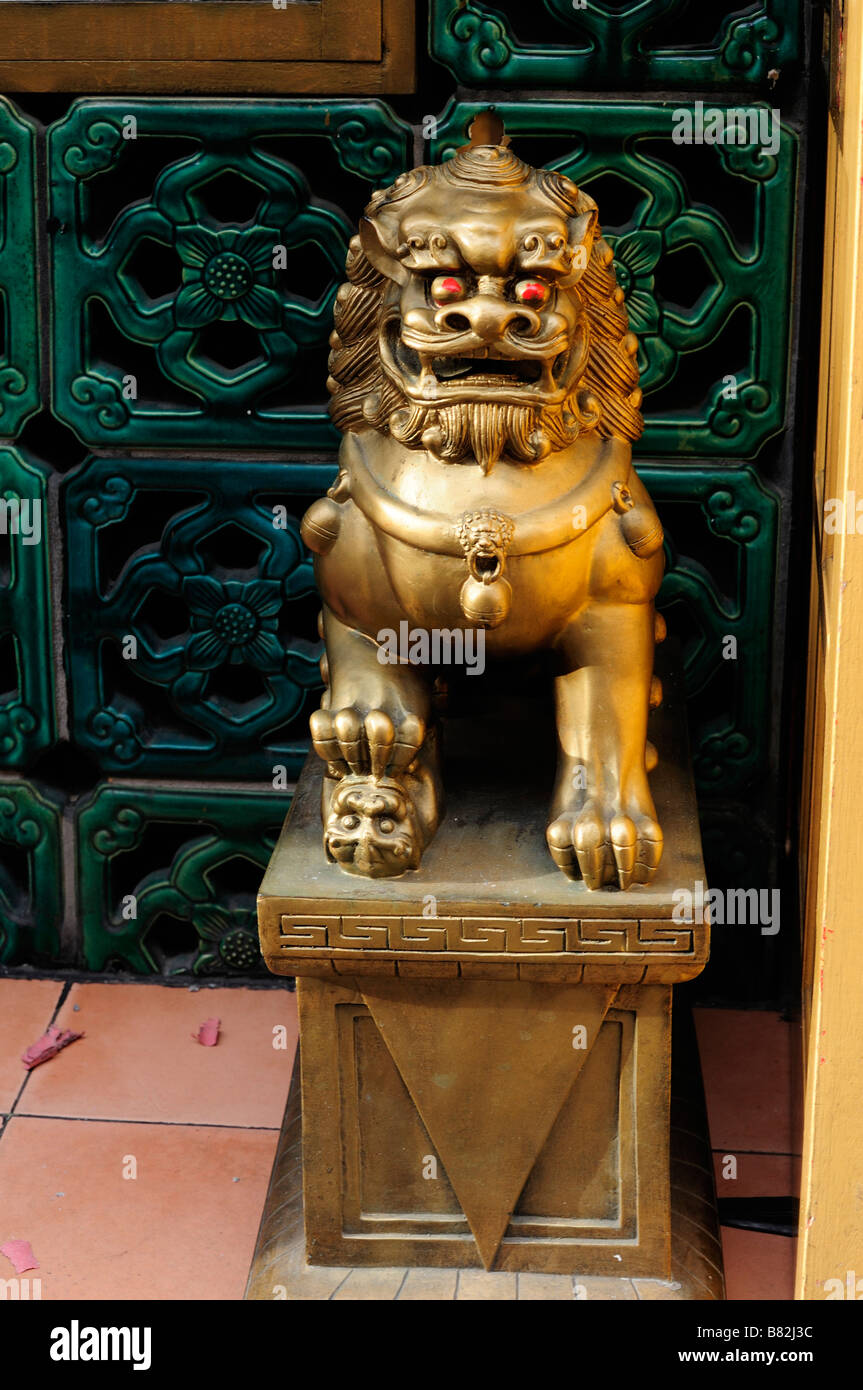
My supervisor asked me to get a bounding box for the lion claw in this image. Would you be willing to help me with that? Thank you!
[310,705,425,779]
[546,802,663,890]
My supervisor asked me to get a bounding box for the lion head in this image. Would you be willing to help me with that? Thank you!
[328,142,643,474]
[323,775,423,877]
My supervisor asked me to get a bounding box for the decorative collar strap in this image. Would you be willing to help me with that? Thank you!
[340,434,632,559]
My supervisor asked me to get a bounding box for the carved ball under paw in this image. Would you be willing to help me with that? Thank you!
[323,776,422,878]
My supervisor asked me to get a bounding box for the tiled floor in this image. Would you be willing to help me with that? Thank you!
[0,979,800,1300]
[695,1008,802,1300]
[0,978,297,1300]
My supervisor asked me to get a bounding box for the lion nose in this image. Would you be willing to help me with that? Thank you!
[352,826,382,871]
[435,296,540,342]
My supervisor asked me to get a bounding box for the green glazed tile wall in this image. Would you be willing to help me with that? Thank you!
[48,99,412,450]
[644,465,779,799]
[429,0,801,89]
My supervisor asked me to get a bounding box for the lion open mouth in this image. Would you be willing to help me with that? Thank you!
[390,329,571,400]
[431,353,544,386]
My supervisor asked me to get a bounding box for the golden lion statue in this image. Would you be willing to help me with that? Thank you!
[300,135,666,889]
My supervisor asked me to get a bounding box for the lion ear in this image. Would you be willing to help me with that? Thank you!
[561,207,598,286]
[360,215,410,286]
[571,207,597,249]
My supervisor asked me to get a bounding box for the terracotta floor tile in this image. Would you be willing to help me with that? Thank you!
[694,1008,801,1154]
[516,1272,574,1301]
[17,983,297,1128]
[721,1227,796,1301]
[0,1115,277,1300]
[0,979,65,1112]
[456,1269,518,1300]
[713,1151,801,1199]
[331,1269,406,1300]
[398,1269,459,1300]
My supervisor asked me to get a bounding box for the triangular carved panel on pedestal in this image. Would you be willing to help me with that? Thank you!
[360,979,617,1268]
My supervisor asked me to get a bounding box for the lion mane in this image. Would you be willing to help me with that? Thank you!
[327,148,643,447]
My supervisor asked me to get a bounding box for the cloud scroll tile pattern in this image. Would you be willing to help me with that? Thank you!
[429,0,801,90]
[48,99,412,449]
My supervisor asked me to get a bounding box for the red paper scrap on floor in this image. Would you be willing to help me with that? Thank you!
[193,1018,220,1046]
[1,1239,39,1274]
[21,1025,84,1071]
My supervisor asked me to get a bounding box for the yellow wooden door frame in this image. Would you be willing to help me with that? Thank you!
[797,0,863,1301]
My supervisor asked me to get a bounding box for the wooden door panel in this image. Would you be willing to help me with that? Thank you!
[0,0,412,92]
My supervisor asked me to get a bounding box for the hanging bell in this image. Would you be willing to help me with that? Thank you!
[459,572,512,628]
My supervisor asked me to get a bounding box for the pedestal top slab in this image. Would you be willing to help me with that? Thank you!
[258,653,709,983]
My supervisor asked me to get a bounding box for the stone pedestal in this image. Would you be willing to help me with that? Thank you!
[256,662,714,1284]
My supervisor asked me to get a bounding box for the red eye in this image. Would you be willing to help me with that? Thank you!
[515,279,549,305]
[431,275,466,303]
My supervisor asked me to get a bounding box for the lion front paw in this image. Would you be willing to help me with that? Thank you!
[546,799,663,891]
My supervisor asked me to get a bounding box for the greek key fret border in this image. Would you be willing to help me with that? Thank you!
[276,914,696,956]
